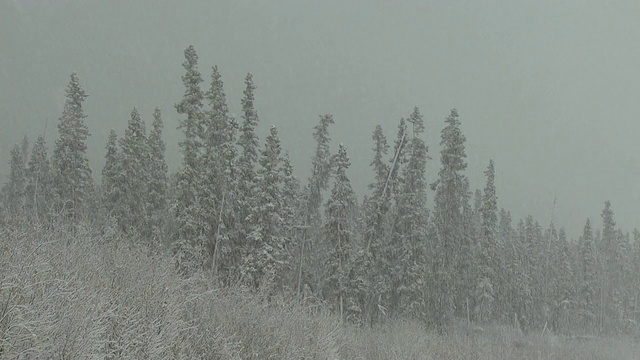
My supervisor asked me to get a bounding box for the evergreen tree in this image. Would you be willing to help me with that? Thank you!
[119,107,148,232]
[361,125,393,324]
[631,229,640,326]
[578,218,597,331]
[388,118,409,202]
[202,65,238,278]
[600,200,620,332]
[364,118,409,319]
[475,159,498,322]
[2,135,31,216]
[174,45,206,274]
[280,152,302,290]
[101,129,123,222]
[237,72,260,234]
[52,73,93,221]
[363,125,392,249]
[498,209,527,325]
[512,216,543,330]
[615,229,631,331]
[322,144,358,321]
[459,178,476,321]
[2,144,27,214]
[298,114,335,296]
[369,125,391,198]
[541,223,558,318]
[305,114,335,224]
[145,108,168,246]
[511,218,534,331]
[388,107,430,319]
[551,228,574,334]
[467,188,483,317]
[525,216,546,329]
[243,126,287,289]
[280,152,301,236]
[481,160,498,262]
[24,136,53,220]
[430,109,468,332]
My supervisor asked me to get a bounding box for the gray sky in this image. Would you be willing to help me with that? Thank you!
[1,0,639,235]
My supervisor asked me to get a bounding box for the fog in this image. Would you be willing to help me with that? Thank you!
[2,0,639,234]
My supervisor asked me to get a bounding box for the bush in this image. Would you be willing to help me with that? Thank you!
[1,220,639,359]
[0,220,341,359]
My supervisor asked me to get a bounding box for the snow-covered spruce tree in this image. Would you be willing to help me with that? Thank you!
[429,109,468,332]
[24,136,53,220]
[360,124,393,325]
[368,125,391,204]
[475,159,498,322]
[481,160,498,263]
[243,126,287,289]
[550,227,574,334]
[534,220,548,328]
[280,152,303,291]
[305,114,335,226]
[297,114,335,295]
[1,144,27,215]
[387,107,430,320]
[492,209,513,322]
[632,229,640,329]
[459,178,476,318]
[577,218,597,331]
[363,125,392,251]
[202,65,238,279]
[280,152,303,227]
[521,215,545,330]
[600,200,621,333]
[101,129,124,225]
[387,118,409,203]
[118,108,148,233]
[322,144,358,322]
[145,108,168,248]
[0,138,29,213]
[52,73,93,222]
[470,187,483,278]
[540,222,558,320]
[498,209,527,326]
[236,73,260,240]
[617,230,633,327]
[10,135,31,214]
[173,45,206,274]
[506,218,530,331]
[470,188,483,277]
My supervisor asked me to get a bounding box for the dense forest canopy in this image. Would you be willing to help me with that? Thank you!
[2,45,639,337]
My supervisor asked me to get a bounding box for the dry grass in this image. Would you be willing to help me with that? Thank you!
[1,220,639,359]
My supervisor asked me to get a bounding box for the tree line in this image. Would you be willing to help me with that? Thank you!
[2,45,639,336]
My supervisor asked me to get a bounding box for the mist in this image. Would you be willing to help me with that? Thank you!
[2,0,639,235]
[5,2,640,358]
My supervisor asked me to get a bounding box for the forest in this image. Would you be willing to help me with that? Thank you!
[1,45,639,358]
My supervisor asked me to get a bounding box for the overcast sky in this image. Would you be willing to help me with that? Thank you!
[1,0,639,235]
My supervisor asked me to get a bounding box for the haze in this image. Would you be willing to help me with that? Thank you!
[1,0,639,234]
